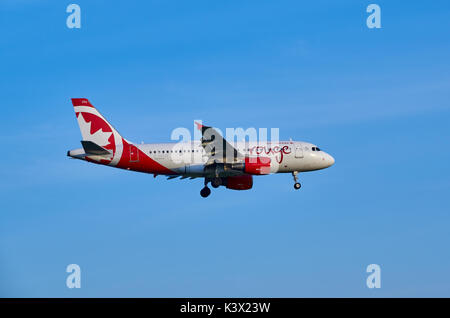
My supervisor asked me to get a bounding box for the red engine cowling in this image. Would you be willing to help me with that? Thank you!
[226,175,253,190]
[244,157,271,175]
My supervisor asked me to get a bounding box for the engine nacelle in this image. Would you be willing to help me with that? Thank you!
[244,156,271,175]
[226,175,253,190]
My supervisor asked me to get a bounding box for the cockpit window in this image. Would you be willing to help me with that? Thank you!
[312,147,321,151]
[316,147,321,151]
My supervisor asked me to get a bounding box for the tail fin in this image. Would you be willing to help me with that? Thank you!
[71,98,125,164]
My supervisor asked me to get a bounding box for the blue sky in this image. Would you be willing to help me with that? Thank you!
[0,0,449,297]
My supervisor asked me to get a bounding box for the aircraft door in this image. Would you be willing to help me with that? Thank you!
[295,145,304,158]
[129,145,139,162]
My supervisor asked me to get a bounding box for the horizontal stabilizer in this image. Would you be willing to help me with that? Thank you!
[80,140,112,156]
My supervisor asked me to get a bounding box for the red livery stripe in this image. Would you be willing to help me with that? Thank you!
[71,98,94,107]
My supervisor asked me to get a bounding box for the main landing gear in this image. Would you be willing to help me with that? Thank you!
[201,177,223,197]
[292,171,301,190]
[200,186,211,198]
[200,178,212,198]
[211,177,222,188]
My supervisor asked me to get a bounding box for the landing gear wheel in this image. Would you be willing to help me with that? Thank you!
[211,177,221,188]
[292,171,301,190]
[200,186,211,198]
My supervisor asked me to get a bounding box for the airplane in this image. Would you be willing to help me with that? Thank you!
[67,98,335,197]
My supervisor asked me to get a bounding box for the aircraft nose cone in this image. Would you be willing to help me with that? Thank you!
[322,153,334,168]
[328,154,335,167]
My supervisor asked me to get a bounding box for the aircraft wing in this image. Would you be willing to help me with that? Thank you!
[196,122,244,165]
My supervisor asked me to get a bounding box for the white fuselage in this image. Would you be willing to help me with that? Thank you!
[135,140,335,177]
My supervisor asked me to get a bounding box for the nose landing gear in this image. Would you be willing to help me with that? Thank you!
[292,171,301,190]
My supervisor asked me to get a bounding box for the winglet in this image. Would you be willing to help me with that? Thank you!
[195,121,204,131]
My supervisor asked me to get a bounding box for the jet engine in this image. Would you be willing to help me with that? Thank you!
[230,157,271,175]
